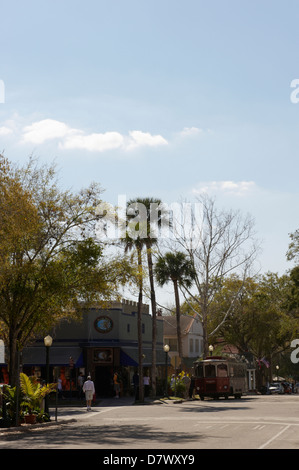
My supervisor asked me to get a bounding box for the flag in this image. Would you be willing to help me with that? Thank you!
[261,357,270,368]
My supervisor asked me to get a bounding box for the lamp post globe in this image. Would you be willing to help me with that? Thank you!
[44,335,53,348]
[163,344,170,398]
[44,335,53,416]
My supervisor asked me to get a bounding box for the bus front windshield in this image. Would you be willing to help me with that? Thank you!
[204,364,216,377]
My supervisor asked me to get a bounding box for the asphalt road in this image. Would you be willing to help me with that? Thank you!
[1,394,299,451]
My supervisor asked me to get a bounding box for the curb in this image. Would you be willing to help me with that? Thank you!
[0,418,77,435]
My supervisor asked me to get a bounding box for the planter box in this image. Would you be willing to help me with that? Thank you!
[24,414,36,424]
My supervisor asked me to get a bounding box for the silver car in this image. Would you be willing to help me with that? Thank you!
[269,382,284,394]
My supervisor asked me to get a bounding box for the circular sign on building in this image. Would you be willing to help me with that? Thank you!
[94,316,113,334]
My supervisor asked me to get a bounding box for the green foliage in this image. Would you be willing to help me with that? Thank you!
[20,373,56,415]
[0,156,132,384]
[287,229,299,263]
[289,266,299,310]
[169,372,190,398]
[155,251,196,358]
[208,273,299,361]
[0,373,56,425]
[1,385,18,423]
[155,251,196,288]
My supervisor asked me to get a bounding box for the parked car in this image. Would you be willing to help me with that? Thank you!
[281,382,292,394]
[269,382,284,394]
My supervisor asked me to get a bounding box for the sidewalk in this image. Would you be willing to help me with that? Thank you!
[0,395,183,435]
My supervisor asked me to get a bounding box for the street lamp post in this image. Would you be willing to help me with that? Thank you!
[44,335,53,416]
[163,344,170,398]
[276,365,279,381]
[209,345,214,356]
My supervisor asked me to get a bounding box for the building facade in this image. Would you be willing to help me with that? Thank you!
[1,300,166,397]
[162,314,204,370]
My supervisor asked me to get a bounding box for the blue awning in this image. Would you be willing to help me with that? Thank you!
[120,349,138,367]
[75,352,84,367]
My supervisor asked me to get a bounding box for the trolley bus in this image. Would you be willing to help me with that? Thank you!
[193,356,247,400]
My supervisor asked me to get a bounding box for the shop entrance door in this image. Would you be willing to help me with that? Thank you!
[95,366,113,397]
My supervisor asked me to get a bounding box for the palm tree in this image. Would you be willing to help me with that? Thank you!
[121,230,145,402]
[155,251,196,358]
[127,197,166,397]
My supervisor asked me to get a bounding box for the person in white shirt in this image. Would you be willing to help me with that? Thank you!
[83,375,95,411]
[143,373,150,397]
[77,372,84,400]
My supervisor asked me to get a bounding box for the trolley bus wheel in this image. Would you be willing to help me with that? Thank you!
[234,394,241,399]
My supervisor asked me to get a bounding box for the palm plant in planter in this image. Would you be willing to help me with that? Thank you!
[20,373,56,423]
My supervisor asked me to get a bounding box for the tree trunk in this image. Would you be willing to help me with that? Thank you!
[202,313,209,359]
[173,279,182,358]
[146,243,157,397]
[137,247,144,402]
[8,332,19,387]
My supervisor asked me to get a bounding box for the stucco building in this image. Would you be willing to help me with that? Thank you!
[2,300,166,397]
[162,314,204,370]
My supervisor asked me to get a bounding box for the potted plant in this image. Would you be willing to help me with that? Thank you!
[20,373,56,424]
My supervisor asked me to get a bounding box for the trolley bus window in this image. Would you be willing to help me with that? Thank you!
[217,363,228,377]
[195,364,204,378]
[205,364,216,377]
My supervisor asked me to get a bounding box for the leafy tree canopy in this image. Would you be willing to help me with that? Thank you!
[0,156,132,384]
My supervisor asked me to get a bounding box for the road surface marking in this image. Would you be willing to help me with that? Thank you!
[259,425,290,449]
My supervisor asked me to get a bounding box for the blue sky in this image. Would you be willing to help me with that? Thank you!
[1,0,299,282]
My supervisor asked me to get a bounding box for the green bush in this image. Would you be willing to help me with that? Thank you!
[0,373,56,426]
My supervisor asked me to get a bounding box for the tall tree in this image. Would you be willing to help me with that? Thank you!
[126,197,167,397]
[287,229,299,310]
[0,156,131,385]
[173,194,259,357]
[121,231,145,402]
[155,251,196,358]
[208,273,299,387]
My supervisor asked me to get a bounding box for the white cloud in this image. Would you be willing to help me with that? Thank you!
[179,127,203,137]
[193,180,257,197]
[22,119,72,144]
[21,118,168,152]
[60,131,125,152]
[0,126,13,136]
[125,130,168,150]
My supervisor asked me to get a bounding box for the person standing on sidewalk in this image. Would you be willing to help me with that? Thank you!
[113,371,121,398]
[78,372,84,400]
[83,375,95,411]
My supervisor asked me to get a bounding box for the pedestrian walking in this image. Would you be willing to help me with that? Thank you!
[133,370,139,400]
[189,376,195,399]
[57,377,64,399]
[143,373,150,397]
[113,371,121,398]
[83,375,95,411]
[78,372,84,400]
